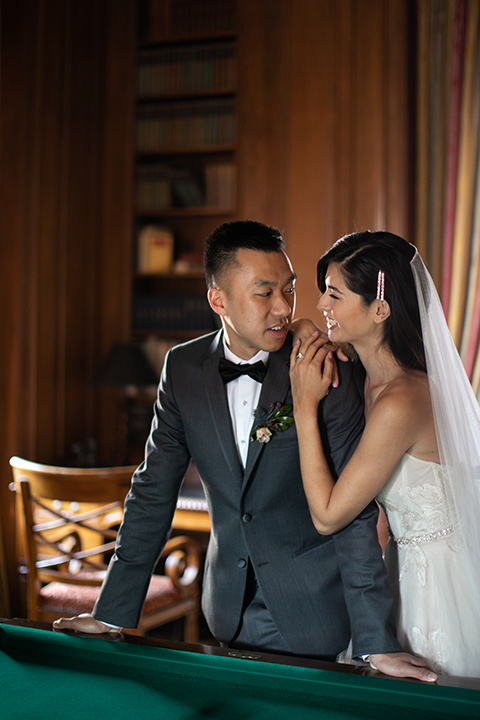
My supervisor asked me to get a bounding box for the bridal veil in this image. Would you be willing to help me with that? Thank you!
[411,251,480,627]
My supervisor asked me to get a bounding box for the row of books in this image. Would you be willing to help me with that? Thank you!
[136,162,236,210]
[132,294,219,333]
[138,0,237,43]
[136,99,235,152]
[137,41,236,97]
[204,161,236,208]
[137,166,172,210]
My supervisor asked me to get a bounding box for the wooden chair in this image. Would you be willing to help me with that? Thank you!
[9,456,200,642]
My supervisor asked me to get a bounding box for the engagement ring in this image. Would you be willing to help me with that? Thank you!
[296,352,304,360]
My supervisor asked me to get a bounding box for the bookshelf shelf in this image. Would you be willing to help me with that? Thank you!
[138,32,237,49]
[132,0,237,338]
[137,90,236,102]
[136,145,235,156]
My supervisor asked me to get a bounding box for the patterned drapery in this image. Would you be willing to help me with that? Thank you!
[416,0,480,396]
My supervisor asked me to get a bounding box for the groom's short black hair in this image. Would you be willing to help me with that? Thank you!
[204,220,285,289]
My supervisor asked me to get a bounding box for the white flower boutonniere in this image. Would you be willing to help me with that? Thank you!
[255,427,273,444]
[250,403,294,444]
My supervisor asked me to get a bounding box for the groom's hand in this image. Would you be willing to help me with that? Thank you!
[368,652,437,682]
[53,613,120,635]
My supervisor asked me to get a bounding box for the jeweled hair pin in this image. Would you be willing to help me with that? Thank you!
[376,270,385,301]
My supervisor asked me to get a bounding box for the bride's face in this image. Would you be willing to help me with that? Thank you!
[317,263,375,345]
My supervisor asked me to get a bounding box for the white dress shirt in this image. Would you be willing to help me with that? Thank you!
[222,341,269,468]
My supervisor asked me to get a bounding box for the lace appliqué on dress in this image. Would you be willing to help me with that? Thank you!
[394,481,450,536]
[408,627,447,675]
[399,545,427,585]
[381,478,456,585]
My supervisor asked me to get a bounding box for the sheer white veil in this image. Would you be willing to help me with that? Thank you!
[411,251,480,621]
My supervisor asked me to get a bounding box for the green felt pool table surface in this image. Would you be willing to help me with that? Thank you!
[1,619,479,719]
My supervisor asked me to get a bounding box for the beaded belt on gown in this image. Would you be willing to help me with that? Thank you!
[391,526,454,546]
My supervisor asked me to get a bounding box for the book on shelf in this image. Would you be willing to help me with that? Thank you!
[205,161,235,208]
[170,168,205,207]
[137,225,174,274]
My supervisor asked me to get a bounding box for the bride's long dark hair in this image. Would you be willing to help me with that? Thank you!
[317,231,426,372]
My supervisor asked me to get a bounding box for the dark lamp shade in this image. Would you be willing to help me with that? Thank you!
[94,342,158,387]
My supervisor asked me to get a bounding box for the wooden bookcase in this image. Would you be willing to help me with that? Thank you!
[133,0,238,339]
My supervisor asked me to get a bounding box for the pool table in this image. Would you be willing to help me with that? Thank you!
[1,619,479,719]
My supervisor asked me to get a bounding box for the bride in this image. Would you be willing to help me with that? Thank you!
[290,230,480,678]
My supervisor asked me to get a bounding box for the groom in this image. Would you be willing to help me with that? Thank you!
[54,221,436,681]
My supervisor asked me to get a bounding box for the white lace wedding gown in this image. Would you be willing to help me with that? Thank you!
[377,453,480,678]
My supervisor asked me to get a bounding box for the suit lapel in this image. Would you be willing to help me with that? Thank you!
[203,331,293,489]
[242,337,292,490]
[203,331,244,484]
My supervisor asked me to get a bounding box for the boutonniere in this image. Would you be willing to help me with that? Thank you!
[250,403,294,444]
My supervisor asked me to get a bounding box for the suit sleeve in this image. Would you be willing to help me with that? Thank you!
[93,348,191,628]
[318,360,402,657]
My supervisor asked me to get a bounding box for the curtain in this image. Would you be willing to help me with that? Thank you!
[416,0,480,396]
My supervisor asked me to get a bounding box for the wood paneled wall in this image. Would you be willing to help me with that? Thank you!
[0,0,413,615]
[0,0,136,612]
[237,0,414,318]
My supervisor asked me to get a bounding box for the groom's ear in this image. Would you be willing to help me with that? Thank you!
[373,300,391,324]
[207,287,227,317]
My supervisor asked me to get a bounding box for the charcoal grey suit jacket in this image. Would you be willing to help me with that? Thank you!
[94,330,401,658]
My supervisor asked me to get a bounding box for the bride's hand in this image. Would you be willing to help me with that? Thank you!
[368,652,437,683]
[291,317,350,362]
[290,333,338,412]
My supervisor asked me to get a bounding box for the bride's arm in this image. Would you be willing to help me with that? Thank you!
[290,335,420,534]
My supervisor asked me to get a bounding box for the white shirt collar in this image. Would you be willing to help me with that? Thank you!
[222,337,269,366]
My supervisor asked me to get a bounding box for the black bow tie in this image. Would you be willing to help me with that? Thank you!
[219,357,267,384]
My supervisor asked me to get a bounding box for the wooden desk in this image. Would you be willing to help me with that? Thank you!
[173,468,211,534]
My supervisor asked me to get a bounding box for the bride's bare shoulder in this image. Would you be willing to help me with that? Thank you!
[375,370,430,416]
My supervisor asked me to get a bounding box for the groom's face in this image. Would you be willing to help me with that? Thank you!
[208,248,296,360]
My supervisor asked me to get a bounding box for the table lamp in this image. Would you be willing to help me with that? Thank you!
[94,342,159,463]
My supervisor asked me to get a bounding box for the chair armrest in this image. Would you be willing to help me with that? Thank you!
[160,535,200,590]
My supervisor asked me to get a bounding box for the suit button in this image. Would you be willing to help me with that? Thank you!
[237,558,247,568]
[242,513,252,523]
